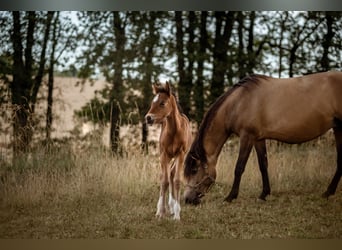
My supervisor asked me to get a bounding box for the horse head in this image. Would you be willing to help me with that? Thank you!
[145,81,174,125]
[183,152,216,205]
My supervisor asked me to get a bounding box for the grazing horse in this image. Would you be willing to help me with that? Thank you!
[145,81,192,220]
[183,71,342,205]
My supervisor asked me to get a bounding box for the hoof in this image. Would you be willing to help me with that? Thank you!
[224,196,234,203]
[172,214,181,221]
[224,193,237,203]
[322,191,330,199]
[259,191,270,201]
[155,210,166,219]
[258,195,267,201]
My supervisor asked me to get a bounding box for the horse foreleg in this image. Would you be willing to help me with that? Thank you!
[170,154,184,220]
[168,161,176,215]
[254,140,271,200]
[156,154,170,219]
[323,126,342,198]
[225,135,254,202]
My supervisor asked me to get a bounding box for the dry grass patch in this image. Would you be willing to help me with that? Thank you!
[0,134,341,238]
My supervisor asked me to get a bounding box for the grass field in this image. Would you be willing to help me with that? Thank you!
[0,133,341,239]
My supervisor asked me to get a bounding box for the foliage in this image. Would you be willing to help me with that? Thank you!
[1,11,342,159]
[74,11,342,127]
[0,11,78,156]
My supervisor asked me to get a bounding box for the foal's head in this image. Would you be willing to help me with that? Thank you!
[145,81,175,125]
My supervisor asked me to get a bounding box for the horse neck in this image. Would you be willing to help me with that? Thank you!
[200,98,232,166]
[165,97,182,133]
[204,124,230,166]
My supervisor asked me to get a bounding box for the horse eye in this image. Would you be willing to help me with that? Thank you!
[191,167,198,174]
[160,102,165,107]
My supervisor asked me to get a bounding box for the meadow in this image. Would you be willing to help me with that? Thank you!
[0,132,341,239]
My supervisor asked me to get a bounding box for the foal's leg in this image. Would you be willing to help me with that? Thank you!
[168,161,176,215]
[323,126,342,198]
[254,140,271,200]
[156,153,171,218]
[171,154,184,220]
[225,136,254,202]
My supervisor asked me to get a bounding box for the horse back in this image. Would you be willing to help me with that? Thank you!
[230,71,342,143]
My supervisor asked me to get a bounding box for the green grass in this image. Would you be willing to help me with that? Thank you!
[0,135,341,239]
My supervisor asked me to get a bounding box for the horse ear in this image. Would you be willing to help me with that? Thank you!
[152,83,158,95]
[165,81,171,96]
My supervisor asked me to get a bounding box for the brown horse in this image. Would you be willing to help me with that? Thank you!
[184,71,342,205]
[145,81,192,220]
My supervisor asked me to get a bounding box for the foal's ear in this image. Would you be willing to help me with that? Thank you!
[152,82,159,95]
[165,81,172,96]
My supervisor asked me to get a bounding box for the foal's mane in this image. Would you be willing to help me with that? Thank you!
[184,74,268,176]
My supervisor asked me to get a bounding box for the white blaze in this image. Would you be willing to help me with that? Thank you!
[153,94,159,103]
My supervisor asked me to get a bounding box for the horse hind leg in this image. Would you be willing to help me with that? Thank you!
[254,140,271,200]
[323,125,342,198]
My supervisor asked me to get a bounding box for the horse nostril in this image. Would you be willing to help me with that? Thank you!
[185,195,201,205]
[146,115,153,124]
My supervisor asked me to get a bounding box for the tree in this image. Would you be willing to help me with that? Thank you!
[78,12,150,155]
[276,11,289,78]
[193,11,208,125]
[77,11,170,154]
[210,11,236,104]
[9,11,55,156]
[176,11,196,118]
[318,11,342,72]
[108,12,126,154]
[284,12,323,77]
[0,11,77,161]
[46,12,58,141]
[174,12,188,115]
[136,12,163,153]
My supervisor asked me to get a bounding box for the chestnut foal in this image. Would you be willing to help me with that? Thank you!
[145,82,191,220]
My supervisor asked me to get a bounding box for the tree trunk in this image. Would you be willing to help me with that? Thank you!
[179,11,195,117]
[321,12,334,71]
[194,11,207,125]
[10,11,55,158]
[237,12,245,79]
[11,11,32,157]
[210,11,235,104]
[46,12,58,141]
[141,12,157,154]
[175,11,187,113]
[110,11,125,155]
[278,12,288,78]
[32,11,54,114]
[246,11,256,75]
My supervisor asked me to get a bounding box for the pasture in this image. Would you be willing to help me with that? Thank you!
[0,133,341,239]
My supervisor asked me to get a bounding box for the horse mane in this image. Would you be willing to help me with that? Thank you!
[184,74,268,177]
[173,93,185,115]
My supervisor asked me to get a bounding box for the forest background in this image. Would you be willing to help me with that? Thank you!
[0,11,342,159]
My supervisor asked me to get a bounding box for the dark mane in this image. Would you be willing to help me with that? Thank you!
[235,74,268,87]
[184,74,268,177]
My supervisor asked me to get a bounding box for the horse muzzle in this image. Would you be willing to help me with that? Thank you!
[184,189,203,205]
[145,114,154,125]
